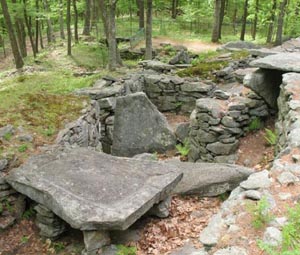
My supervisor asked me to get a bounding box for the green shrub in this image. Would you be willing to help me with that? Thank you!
[246,117,263,132]
[176,139,190,157]
[18,144,28,153]
[246,196,273,229]
[258,204,300,255]
[264,128,277,146]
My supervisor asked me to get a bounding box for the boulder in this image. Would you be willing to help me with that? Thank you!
[112,92,176,157]
[221,41,261,51]
[250,53,300,72]
[173,163,253,196]
[6,147,183,231]
[244,69,282,109]
[169,50,191,65]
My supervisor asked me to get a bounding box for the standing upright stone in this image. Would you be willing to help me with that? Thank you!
[112,92,176,157]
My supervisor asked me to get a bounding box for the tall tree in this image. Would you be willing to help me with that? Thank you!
[35,0,39,53]
[42,0,55,43]
[72,0,79,43]
[251,0,259,40]
[82,0,91,35]
[240,0,249,41]
[171,0,179,19]
[212,0,222,42]
[275,0,288,45]
[218,0,226,39]
[59,0,65,39]
[0,0,24,68]
[136,0,144,29]
[145,0,152,60]
[67,0,72,55]
[267,0,277,43]
[23,0,37,57]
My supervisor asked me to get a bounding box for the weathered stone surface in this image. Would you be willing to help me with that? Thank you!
[0,159,8,171]
[141,60,175,73]
[112,92,176,157]
[75,84,123,100]
[182,82,213,93]
[244,69,282,109]
[206,141,239,155]
[244,190,262,200]
[83,230,110,255]
[148,196,171,218]
[173,163,253,196]
[213,246,248,255]
[263,227,282,247]
[6,147,183,231]
[277,171,299,185]
[250,53,300,72]
[240,170,271,190]
[170,243,208,255]
[221,41,261,51]
[175,122,190,143]
[133,153,157,161]
[196,98,224,118]
[0,125,14,139]
[169,50,191,65]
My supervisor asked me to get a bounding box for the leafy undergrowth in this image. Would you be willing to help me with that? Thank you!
[177,50,249,79]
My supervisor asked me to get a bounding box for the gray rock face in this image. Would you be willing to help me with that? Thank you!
[206,141,239,155]
[221,41,261,51]
[175,122,190,143]
[170,243,208,255]
[244,69,282,109]
[173,163,253,196]
[6,147,183,231]
[240,170,271,190]
[263,227,282,247]
[0,125,14,139]
[250,53,300,72]
[169,50,191,65]
[112,92,176,157]
[213,246,248,255]
[0,159,8,171]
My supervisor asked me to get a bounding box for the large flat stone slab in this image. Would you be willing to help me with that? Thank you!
[111,92,176,157]
[6,148,182,231]
[250,53,300,72]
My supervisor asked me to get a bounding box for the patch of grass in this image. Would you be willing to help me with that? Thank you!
[18,144,28,153]
[72,44,108,70]
[246,196,274,229]
[116,245,137,255]
[20,235,29,244]
[22,206,35,219]
[52,242,66,253]
[258,204,300,254]
[264,128,277,146]
[3,132,12,141]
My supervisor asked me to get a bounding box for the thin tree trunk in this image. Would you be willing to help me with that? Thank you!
[39,20,44,49]
[145,0,152,60]
[251,0,259,40]
[73,0,79,43]
[67,0,72,55]
[136,0,145,29]
[0,0,24,68]
[82,0,91,35]
[171,0,178,19]
[212,0,221,42]
[218,0,226,39]
[59,0,65,39]
[35,0,39,53]
[43,0,55,43]
[267,0,277,43]
[240,0,249,41]
[275,0,288,45]
[23,0,36,58]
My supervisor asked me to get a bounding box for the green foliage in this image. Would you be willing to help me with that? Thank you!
[246,197,274,229]
[151,152,158,161]
[3,132,12,141]
[246,117,263,132]
[42,126,56,137]
[264,128,277,146]
[18,144,28,153]
[20,236,29,244]
[22,207,35,219]
[116,245,137,255]
[258,204,300,255]
[52,242,66,253]
[176,139,190,157]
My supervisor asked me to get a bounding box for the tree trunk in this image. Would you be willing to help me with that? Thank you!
[39,20,44,49]
[0,0,24,68]
[99,0,122,70]
[171,0,178,19]
[82,0,91,35]
[136,0,145,29]
[67,0,72,55]
[218,0,226,39]
[35,0,39,53]
[240,0,249,41]
[73,0,79,43]
[251,0,259,40]
[275,0,288,45]
[145,0,152,60]
[59,0,65,39]
[212,0,221,43]
[267,0,277,43]
[42,0,55,43]
[23,0,37,58]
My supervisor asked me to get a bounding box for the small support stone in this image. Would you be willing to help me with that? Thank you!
[82,230,111,255]
[148,196,172,218]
